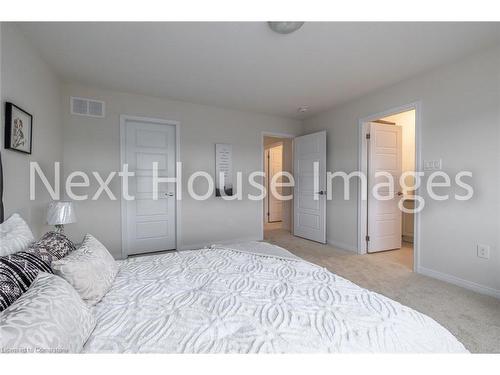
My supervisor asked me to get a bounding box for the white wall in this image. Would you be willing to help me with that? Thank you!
[0,23,63,236]
[303,46,500,295]
[61,83,301,258]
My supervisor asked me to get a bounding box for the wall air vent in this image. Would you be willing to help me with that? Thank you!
[70,96,105,118]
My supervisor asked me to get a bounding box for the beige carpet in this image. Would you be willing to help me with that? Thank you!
[264,229,500,353]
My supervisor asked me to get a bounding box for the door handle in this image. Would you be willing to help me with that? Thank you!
[165,192,175,197]
[316,191,326,195]
[397,191,403,196]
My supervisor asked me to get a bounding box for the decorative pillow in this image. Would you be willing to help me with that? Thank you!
[52,234,118,306]
[0,251,53,312]
[26,231,76,265]
[0,272,96,353]
[0,213,35,256]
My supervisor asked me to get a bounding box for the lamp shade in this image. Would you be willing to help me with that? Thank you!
[47,201,77,226]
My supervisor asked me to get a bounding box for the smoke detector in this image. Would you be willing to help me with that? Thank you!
[298,106,309,113]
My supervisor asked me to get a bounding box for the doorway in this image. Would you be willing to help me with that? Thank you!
[120,115,180,258]
[263,135,294,238]
[358,104,420,271]
[261,131,327,244]
[266,142,284,224]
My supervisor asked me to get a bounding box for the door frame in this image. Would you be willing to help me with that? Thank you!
[260,131,295,240]
[356,101,422,272]
[119,115,181,259]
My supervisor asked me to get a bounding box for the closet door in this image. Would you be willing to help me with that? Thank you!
[122,117,177,256]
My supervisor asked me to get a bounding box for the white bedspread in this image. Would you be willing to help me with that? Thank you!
[83,246,467,353]
[216,241,300,260]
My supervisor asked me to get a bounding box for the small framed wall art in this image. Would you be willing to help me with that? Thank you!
[215,143,234,197]
[5,102,33,154]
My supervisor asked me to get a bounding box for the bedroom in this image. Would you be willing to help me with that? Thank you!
[1,1,500,368]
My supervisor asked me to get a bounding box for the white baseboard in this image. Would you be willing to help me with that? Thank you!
[417,266,500,299]
[327,239,357,252]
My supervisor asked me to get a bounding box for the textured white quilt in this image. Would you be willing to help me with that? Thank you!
[83,247,467,353]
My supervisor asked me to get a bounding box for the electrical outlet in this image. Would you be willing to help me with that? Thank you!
[433,159,442,170]
[423,159,442,171]
[477,244,490,259]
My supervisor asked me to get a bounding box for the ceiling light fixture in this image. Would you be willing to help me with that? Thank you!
[268,22,305,34]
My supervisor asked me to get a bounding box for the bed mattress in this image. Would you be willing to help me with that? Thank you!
[83,246,467,353]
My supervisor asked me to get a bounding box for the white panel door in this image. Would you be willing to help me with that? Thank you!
[122,118,176,255]
[293,131,326,243]
[367,122,402,253]
[268,144,283,222]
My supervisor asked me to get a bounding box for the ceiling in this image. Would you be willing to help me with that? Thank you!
[16,22,500,119]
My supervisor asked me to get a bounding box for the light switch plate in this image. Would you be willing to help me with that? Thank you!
[424,159,442,171]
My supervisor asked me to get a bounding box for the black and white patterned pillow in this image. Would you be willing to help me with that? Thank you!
[26,231,76,265]
[0,251,53,311]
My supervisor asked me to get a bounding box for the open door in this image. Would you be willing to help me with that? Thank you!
[268,143,283,222]
[367,122,402,252]
[293,131,326,243]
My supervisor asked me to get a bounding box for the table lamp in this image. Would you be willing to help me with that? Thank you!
[47,201,76,233]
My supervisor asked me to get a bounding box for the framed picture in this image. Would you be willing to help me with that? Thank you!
[5,102,33,154]
[215,143,234,197]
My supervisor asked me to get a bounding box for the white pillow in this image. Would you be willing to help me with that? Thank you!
[0,272,96,353]
[0,213,35,256]
[52,234,119,306]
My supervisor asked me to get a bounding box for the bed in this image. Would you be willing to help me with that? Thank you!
[0,154,466,353]
[83,244,467,353]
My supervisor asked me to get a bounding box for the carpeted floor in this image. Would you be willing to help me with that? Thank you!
[264,229,500,353]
